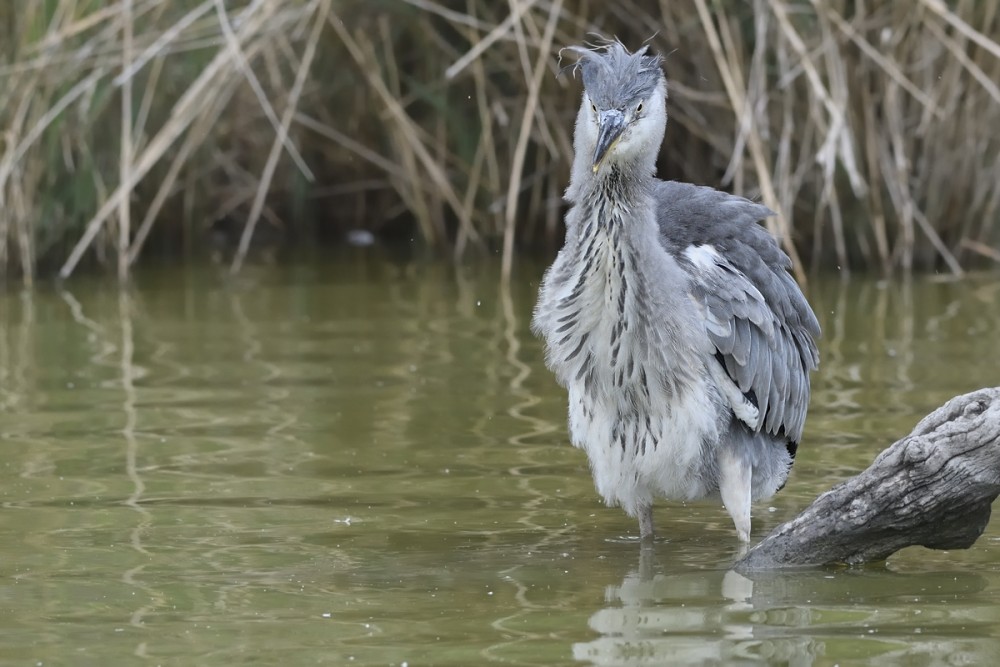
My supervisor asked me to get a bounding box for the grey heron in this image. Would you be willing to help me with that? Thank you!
[532,42,821,542]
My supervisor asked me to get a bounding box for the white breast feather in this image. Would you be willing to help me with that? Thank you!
[540,219,722,518]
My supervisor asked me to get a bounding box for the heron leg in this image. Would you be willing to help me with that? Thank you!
[638,504,655,540]
[719,449,752,543]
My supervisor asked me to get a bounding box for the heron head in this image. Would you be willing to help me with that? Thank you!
[564,41,667,173]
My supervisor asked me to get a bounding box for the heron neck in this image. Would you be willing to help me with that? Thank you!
[568,153,656,209]
[566,156,657,240]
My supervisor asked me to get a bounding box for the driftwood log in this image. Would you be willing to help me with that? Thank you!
[735,387,1000,572]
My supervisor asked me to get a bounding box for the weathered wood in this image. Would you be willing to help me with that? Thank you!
[735,387,1000,571]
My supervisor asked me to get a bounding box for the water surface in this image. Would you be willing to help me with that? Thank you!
[1,253,999,665]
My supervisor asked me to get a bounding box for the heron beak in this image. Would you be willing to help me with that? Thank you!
[592,109,626,173]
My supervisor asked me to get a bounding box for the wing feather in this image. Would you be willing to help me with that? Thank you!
[731,318,750,368]
[751,332,771,420]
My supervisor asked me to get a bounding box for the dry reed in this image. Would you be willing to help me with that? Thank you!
[0,0,998,283]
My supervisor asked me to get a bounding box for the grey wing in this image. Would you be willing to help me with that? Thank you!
[684,244,819,442]
[653,181,820,444]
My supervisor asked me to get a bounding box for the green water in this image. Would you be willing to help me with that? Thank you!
[1,253,999,666]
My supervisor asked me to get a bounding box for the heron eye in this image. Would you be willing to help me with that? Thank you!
[591,103,597,114]
[636,102,644,114]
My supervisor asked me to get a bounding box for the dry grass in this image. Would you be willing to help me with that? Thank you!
[1,0,998,283]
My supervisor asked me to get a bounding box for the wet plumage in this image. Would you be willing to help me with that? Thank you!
[531,42,820,542]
